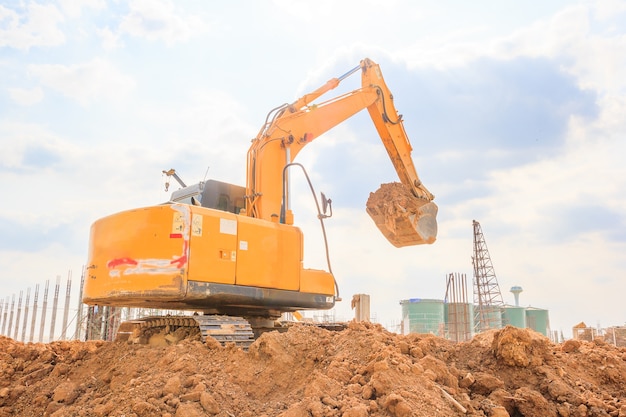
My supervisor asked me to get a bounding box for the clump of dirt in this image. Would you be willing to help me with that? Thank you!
[367,182,426,211]
[366,182,438,247]
[1,323,625,417]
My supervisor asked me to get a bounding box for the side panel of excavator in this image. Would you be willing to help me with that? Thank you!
[187,208,238,285]
[235,215,301,290]
[84,203,336,317]
[86,205,189,303]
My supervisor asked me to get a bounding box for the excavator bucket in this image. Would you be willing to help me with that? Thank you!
[366,182,438,247]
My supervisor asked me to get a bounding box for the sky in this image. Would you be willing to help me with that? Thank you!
[1,0,625,340]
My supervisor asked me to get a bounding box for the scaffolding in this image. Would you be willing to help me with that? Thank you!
[472,220,504,332]
[444,273,473,342]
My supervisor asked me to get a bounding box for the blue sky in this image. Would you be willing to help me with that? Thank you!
[1,0,625,338]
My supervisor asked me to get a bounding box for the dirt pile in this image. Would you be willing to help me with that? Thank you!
[1,323,625,417]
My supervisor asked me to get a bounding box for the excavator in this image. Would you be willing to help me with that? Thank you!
[83,58,438,347]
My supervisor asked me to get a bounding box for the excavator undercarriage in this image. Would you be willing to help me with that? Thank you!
[116,315,256,349]
[115,315,347,349]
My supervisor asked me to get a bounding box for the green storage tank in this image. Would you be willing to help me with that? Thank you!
[401,298,445,335]
[474,305,503,331]
[525,307,550,336]
[503,306,527,329]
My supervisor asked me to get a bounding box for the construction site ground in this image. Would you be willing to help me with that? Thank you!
[1,322,625,417]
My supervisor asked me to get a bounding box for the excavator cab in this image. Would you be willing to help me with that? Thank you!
[170,180,246,215]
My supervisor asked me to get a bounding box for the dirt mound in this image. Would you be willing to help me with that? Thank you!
[1,324,625,416]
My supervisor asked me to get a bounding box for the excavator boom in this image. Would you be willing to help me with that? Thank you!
[246,58,437,246]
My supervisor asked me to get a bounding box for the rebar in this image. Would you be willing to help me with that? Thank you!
[39,280,49,342]
[21,288,30,342]
[49,276,61,342]
[61,271,72,340]
[29,284,39,343]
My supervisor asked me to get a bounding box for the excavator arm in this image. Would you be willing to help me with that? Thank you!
[246,58,437,246]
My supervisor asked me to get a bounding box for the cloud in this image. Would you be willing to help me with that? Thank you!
[593,0,626,21]
[0,122,66,173]
[0,217,72,252]
[8,87,43,105]
[473,104,626,247]
[544,204,624,242]
[97,26,123,51]
[0,3,65,50]
[28,58,135,105]
[117,0,203,45]
[491,3,626,94]
[396,2,626,98]
[386,57,597,153]
[292,56,598,211]
[57,0,106,19]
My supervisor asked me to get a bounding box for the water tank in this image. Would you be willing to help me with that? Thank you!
[474,305,503,331]
[525,307,550,336]
[400,299,445,335]
[503,306,526,329]
[510,285,523,306]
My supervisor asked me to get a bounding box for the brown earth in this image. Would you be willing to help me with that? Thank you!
[366,182,438,247]
[1,323,625,417]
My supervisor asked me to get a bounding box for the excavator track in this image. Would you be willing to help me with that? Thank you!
[194,315,255,348]
[115,315,255,349]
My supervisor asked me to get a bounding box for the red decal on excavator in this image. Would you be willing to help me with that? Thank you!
[170,255,187,268]
[170,240,188,268]
[107,258,138,269]
[170,233,183,238]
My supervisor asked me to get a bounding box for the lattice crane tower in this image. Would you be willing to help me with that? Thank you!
[472,220,504,332]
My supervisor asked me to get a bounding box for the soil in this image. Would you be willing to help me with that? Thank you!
[1,323,625,417]
[366,182,438,247]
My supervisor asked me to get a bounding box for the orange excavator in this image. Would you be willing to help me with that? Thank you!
[83,58,437,346]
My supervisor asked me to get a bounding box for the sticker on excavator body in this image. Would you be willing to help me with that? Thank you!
[220,218,237,235]
[192,213,203,236]
[172,212,184,234]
